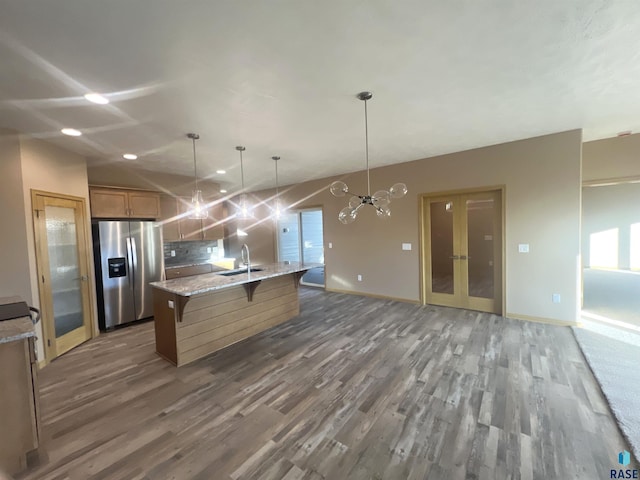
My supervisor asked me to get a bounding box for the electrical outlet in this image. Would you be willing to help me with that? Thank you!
[552,293,561,304]
[357,274,362,282]
[170,250,176,257]
[402,243,412,251]
[328,242,333,249]
[207,247,212,253]
[518,244,529,253]
[168,300,174,309]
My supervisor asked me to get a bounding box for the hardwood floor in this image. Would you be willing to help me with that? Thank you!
[19,288,634,480]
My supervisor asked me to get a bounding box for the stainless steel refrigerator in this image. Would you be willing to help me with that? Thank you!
[93,221,164,330]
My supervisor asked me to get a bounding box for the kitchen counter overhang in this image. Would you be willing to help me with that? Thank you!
[150,262,319,366]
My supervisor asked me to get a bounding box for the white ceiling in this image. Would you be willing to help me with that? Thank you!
[1,1,640,193]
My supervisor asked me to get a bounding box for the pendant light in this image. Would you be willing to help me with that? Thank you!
[187,133,208,219]
[236,146,252,218]
[272,156,283,218]
[329,92,407,224]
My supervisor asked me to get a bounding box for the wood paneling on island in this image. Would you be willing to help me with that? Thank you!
[151,262,315,366]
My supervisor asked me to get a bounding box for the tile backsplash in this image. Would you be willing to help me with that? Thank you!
[164,240,224,267]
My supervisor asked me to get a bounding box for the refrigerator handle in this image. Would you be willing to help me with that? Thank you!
[131,236,138,273]
[125,237,133,287]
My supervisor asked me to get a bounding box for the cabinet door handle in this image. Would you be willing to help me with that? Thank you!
[450,255,460,260]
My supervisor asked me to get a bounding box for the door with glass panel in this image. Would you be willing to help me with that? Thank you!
[423,190,502,314]
[277,208,325,287]
[33,192,93,361]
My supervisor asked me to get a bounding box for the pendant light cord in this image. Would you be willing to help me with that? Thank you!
[275,159,279,197]
[240,149,245,191]
[364,98,370,196]
[192,136,199,192]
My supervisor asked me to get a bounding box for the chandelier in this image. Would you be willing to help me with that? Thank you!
[330,92,407,224]
[187,133,208,219]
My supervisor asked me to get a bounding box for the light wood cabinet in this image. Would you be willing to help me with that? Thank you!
[159,194,180,242]
[202,202,224,240]
[90,187,160,219]
[177,198,205,241]
[0,336,40,476]
[160,195,225,242]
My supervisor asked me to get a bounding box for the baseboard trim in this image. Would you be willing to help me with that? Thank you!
[506,312,579,327]
[325,287,420,305]
[38,359,47,369]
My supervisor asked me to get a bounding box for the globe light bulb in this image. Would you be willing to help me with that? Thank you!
[376,205,391,218]
[330,181,349,197]
[339,206,356,224]
[372,190,391,207]
[349,195,362,208]
[389,183,408,199]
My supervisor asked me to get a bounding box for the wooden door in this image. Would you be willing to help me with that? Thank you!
[32,192,93,360]
[422,190,502,314]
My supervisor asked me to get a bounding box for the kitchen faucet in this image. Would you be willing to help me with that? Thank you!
[241,243,250,271]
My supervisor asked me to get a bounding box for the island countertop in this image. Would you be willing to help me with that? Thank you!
[0,316,36,345]
[150,261,321,297]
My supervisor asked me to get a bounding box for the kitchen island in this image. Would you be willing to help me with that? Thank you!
[0,314,40,476]
[150,262,318,366]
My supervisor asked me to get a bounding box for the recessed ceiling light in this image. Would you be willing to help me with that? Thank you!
[61,128,82,137]
[216,169,226,174]
[123,153,137,160]
[84,93,109,105]
[220,189,227,193]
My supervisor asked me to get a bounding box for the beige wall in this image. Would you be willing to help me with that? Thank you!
[240,130,583,323]
[583,133,640,182]
[0,130,32,303]
[19,136,97,361]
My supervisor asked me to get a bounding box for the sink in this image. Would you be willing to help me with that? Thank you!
[217,267,264,277]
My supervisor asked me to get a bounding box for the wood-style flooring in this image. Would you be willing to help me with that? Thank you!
[19,288,634,479]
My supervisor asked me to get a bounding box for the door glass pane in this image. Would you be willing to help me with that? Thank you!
[45,205,84,337]
[466,198,495,299]
[301,210,325,286]
[300,210,324,263]
[430,201,454,294]
[277,212,301,262]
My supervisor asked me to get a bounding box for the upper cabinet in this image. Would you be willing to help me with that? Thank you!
[160,195,224,241]
[90,187,160,219]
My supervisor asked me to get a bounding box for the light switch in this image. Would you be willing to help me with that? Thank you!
[357,274,362,281]
[168,300,174,309]
[170,250,176,257]
[402,243,412,251]
[518,244,529,253]
[552,294,561,304]
[207,247,212,253]
[328,242,333,249]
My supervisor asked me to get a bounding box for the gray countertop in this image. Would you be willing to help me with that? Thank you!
[151,262,321,297]
[0,316,36,345]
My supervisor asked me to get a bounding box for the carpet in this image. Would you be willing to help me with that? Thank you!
[573,326,640,462]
